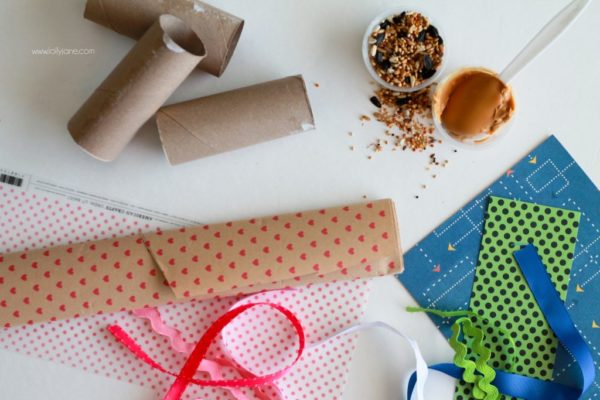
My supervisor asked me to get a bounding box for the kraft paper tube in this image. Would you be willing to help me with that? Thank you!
[0,199,403,328]
[68,15,206,162]
[156,75,316,165]
[84,0,244,77]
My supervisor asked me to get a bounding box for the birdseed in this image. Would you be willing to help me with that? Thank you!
[368,11,444,88]
[367,86,436,152]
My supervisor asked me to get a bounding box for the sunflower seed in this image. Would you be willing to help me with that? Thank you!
[426,24,439,38]
[423,54,433,70]
[370,96,382,108]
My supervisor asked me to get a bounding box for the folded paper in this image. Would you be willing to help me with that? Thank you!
[156,75,315,165]
[68,15,206,162]
[0,199,403,328]
[84,0,244,77]
[399,136,600,392]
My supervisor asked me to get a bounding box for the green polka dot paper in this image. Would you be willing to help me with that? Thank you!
[455,196,581,400]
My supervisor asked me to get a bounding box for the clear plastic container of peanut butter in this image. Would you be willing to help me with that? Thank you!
[432,67,516,147]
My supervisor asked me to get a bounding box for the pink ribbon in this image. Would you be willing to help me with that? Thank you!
[133,307,276,400]
[108,302,305,400]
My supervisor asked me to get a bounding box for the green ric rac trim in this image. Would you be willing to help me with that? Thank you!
[449,318,499,400]
[405,307,501,400]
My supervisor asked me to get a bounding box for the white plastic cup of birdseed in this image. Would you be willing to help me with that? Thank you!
[362,9,447,93]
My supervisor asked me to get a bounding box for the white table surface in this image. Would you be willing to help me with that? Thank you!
[0,0,599,399]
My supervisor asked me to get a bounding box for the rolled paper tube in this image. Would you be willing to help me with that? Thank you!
[156,75,315,165]
[68,14,206,162]
[0,199,403,328]
[84,0,244,77]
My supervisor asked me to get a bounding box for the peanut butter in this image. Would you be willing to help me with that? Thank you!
[433,68,515,142]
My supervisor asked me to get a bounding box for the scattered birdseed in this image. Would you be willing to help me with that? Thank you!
[368,86,436,152]
[348,131,354,136]
[314,82,320,88]
[428,153,441,166]
[360,115,371,122]
[350,145,355,151]
[367,11,444,88]
[369,139,384,152]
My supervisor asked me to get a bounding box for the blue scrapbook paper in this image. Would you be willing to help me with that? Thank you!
[397,135,599,396]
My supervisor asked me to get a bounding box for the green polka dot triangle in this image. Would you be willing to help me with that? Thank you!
[454,196,581,400]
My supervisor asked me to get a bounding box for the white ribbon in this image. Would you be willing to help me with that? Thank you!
[309,321,428,400]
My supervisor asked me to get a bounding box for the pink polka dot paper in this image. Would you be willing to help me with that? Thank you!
[0,184,372,399]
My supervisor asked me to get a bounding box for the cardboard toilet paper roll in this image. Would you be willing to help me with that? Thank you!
[0,199,403,328]
[68,14,206,162]
[84,0,244,77]
[156,75,316,165]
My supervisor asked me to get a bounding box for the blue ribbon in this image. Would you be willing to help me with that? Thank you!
[513,244,595,397]
[406,244,595,400]
[406,363,580,400]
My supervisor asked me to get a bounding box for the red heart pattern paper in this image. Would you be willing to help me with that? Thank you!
[146,199,403,299]
[1,198,402,327]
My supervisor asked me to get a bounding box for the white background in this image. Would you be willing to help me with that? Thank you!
[0,0,599,399]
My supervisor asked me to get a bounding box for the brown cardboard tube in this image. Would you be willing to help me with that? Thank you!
[0,199,403,328]
[156,75,316,165]
[68,15,206,162]
[84,0,244,77]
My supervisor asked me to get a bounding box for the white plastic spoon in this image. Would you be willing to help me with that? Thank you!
[500,0,591,83]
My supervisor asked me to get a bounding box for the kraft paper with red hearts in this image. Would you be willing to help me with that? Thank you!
[0,199,403,327]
